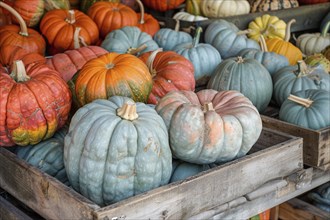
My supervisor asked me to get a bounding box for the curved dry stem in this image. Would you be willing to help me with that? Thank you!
[0,1,28,36]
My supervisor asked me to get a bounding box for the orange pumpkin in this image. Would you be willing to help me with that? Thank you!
[40,9,99,55]
[0,2,46,55]
[87,2,138,39]
[266,19,303,65]
[74,52,152,106]
[135,0,160,37]
[141,0,185,12]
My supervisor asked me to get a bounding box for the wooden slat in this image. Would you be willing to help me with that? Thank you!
[93,129,303,220]
[0,196,34,220]
[0,148,99,220]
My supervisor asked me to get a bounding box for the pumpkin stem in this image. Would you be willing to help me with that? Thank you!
[174,19,180,32]
[146,48,163,78]
[0,2,28,36]
[295,60,309,77]
[259,35,268,52]
[237,29,251,35]
[136,0,145,24]
[322,21,330,38]
[65,10,76,24]
[202,102,214,112]
[117,101,139,120]
[236,56,245,63]
[73,27,83,49]
[287,94,313,108]
[127,44,147,55]
[284,19,296,42]
[193,26,202,47]
[10,60,30,82]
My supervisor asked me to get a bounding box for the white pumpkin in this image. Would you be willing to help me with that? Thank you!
[200,0,250,18]
[173,11,208,22]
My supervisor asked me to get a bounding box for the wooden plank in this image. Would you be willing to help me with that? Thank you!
[261,115,330,169]
[0,196,34,220]
[93,129,303,220]
[0,148,99,220]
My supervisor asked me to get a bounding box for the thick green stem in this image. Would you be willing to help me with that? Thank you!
[322,21,330,37]
[0,1,28,36]
[193,26,202,47]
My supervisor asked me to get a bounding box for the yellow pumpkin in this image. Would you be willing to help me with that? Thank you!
[186,0,202,16]
[248,14,286,41]
[266,19,303,65]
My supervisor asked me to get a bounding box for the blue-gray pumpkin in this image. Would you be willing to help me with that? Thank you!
[64,96,172,206]
[207,57,273,113]
[15,126,69,185]
[279,89,330,130]
[273,60,330,106]
[173,27,222,87]
[204,19,260,59]
[101,26,159,56]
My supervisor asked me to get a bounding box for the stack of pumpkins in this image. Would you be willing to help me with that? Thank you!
[0,0,329,208]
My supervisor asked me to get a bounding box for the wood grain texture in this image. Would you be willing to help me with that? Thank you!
[0,196,34,220]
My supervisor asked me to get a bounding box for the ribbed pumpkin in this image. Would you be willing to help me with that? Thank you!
[40,9,99,55]
[87,2,138,39]
[251,0,299,12]
[266,19,303,65]
[304,53,330,73]
[207,56,273,112]
[135,0,159,37]
[15,126,69,185]
[172,11,208,22]
[156,89,262,164]
[273,61,330,106]
[279,89,330,130]
[0,61,72,147]
[237,35,290,76]
[186,0,203,16]
[0,2,46,55]
[200,0,250,18]
[64,96,172,206]
[79,0,120,13]
[248,14,287,41]
[101,26,159,56]
[141,0,185,12]
[139,49,195,104]
[204,19,260,59]
[153,20,193,51]
[174,27,222,87]
[46,46,108,82]
[74,52,152,107]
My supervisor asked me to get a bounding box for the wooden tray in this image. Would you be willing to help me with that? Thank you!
[0,128,303,219]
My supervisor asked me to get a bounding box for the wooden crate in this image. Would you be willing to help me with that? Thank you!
[0,128,303,219]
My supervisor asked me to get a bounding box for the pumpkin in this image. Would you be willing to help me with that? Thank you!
[322,45,330,60]
[155,89,262,164]
[296,21,330,56]
[64,96,172,206]
[173,27,222,87]
[101,26,159,56]
[0,45,46,71]
[46,46,108,82]
[0,60,72,147]
[135,0,160,37]
[237,35,290,76]
[186,0,203,16]
[40,9,99,55]
[2,0,44,27]
[308,183,330,213]
[279,89,330,130]
[79,0,120,13]
[87,2,138,39]
[44,0,70,11]
[298,0,329,5]
[207,56,273,112]
[266,19,303,65]
[74,52,152,107]
[250,0,299,13]
[304,53,330,73]
[272,60,330,106]
[204,19,260,59]
[0,2,46,55]
[200,0,250,18]
[247,14,287,41]
[0,7,11,26]
[172,11,208,22]
[139,49,195,104]
[153,19,193,51]
[141,0,185,12]
[15,126,69,185]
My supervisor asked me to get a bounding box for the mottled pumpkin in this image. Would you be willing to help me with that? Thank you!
[74,52,152,107]
[156,89,262,164]
[64,96,172,206]
[304,53,330,73]
[0,61,71,147]
[250,0,299,12]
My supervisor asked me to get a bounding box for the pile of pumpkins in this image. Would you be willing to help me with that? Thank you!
[1,0,330,207]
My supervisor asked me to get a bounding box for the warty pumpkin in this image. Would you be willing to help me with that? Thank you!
[139,49,195,104]
[0,61,72,147]
[64,96,172,206]
[200,0,250,18]
[155,89,262,164]
[73,52,153,107]
[0,2,46,55]
[141,0,185,12]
